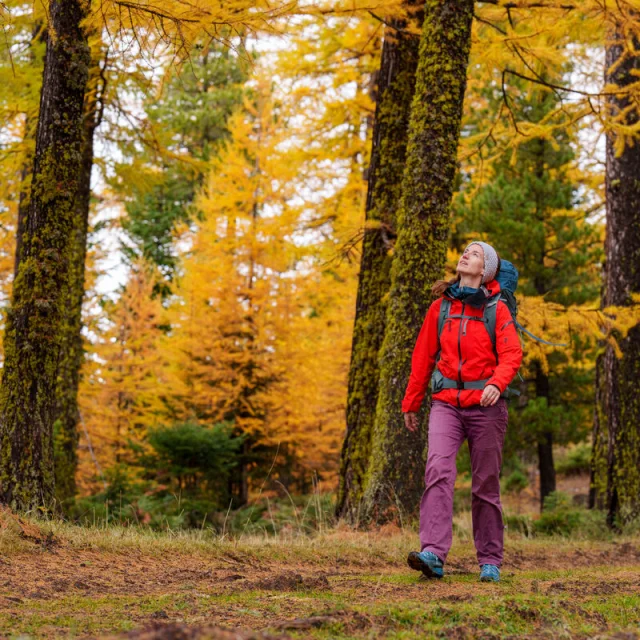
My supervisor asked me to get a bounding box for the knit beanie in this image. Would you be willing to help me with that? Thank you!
[464,241,499,284]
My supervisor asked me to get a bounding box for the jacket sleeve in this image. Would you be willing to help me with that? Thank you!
[401,299,442,413]
[485,301,523,393]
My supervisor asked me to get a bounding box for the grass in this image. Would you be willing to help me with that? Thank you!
[0,510,638,639]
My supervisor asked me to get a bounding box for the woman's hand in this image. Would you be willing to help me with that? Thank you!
[404,411,419,433]
[480,384,501,407]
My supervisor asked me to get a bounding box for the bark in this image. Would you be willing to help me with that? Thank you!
[529,134,557,510]
[589,351,607,510]
[14,134,35,281]
[592,15,640,527]
[0,0,91,512]
[54,45,105,508]
[360,0,475,523]
[336,3,422,523]
[536,365,555,509]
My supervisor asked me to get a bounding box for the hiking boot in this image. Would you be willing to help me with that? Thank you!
[479,564,500,582]
[407,550,444,579]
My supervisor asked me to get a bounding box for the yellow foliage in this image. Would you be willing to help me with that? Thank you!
[78,263,167,492]
[516,295,640,374]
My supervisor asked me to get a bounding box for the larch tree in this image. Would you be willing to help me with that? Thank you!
[0,0,92,511]
[162,87,302,505]
[361,0,476,522]
[54,35,109,508]
[78,262,166,482]
[0,0,319,510]
[269,11,383,493]
[592,7,640,527]
[336,2,423,522]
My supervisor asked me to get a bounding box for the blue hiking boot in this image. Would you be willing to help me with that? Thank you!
[407,550,444,579]
[479,564,500,582]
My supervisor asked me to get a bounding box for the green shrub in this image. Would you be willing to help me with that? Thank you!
[224,492,335,535]
[72,421,244,530]
[555,442,592,475]
[502,469,529,495]
[146,420,242,493]
[504,513,533,537]
[542,490,573,512]
[534,491,607,537]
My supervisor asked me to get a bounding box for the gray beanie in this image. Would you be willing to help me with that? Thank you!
[464,240,499,284]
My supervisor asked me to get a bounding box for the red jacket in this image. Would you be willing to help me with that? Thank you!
[401,280,523,412]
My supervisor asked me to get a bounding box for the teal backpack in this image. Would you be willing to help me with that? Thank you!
[430,260,566,399]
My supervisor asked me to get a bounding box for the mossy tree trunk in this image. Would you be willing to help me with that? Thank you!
[54,44,105,509]
[0,0,91,512]
[336,3,423,523]
[360,0,475,523]
[592,17,640,528]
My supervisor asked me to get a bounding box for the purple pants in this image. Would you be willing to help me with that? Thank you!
[420,399,508,567]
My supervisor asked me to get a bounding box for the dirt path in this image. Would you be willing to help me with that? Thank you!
[0,532,639,639]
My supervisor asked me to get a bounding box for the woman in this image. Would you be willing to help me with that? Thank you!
[402,241,523,583]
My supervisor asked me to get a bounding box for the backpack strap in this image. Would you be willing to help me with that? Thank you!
[437,298,451,341]
[435,298,451,366]
[483,294,521,398]
[482,294,501,352]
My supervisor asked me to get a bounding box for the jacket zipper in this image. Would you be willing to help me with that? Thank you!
[457,302,465,408]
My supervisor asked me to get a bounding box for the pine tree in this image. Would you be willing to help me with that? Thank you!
[454,73,603,509]
[111,42,246,291]
[360,0,476,522]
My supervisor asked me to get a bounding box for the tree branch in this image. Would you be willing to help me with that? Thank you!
[504,68,625,97]
[368,11,418,37]
[474,13,507,34]
[478,1,575,9]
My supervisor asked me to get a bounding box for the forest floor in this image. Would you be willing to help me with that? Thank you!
[0,507,639,639]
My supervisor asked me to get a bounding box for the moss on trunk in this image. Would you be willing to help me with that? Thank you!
[336,3,422,523]
[0,0,91,512]
[592,14,640,527]
[361,0,475,523]
[54,43,103,509]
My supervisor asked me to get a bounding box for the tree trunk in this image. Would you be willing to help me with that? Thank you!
[531,138,556,511]
[14,127,35,281]
[536,364,555,509]
[54,44,105,509]
[592,15,640,527]
[360,0,475,523]
[336,3,422,523]
[0,0,91,512]
[589,351,607,510]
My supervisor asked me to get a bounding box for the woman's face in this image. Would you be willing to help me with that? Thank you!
[457,244,484,279]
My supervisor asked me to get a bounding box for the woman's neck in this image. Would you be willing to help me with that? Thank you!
[459,275,482,289]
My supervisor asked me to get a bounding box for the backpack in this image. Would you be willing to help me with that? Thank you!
[432,260,566,399]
